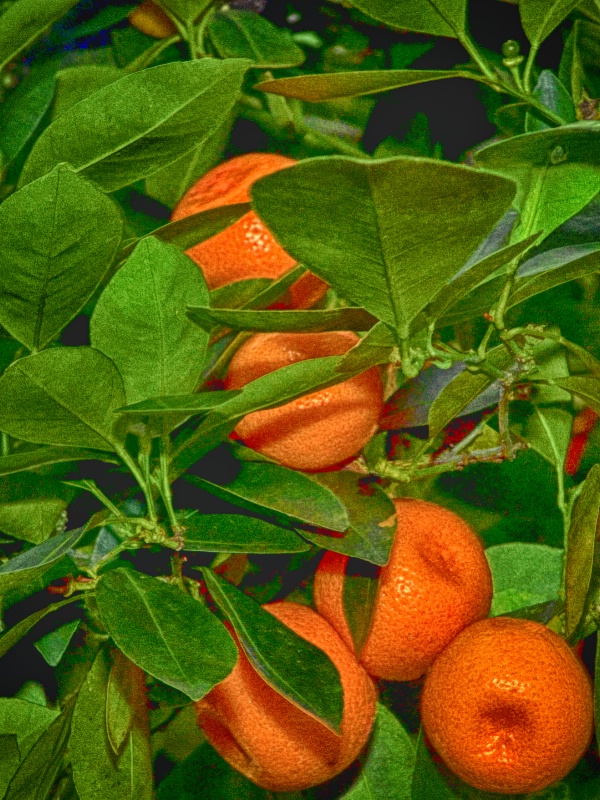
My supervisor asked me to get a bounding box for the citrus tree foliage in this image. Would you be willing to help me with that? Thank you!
[0,0,599,798]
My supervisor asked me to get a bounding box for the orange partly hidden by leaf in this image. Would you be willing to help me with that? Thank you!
[314,498,493,680]
[224,331,384,472]
[421,617,593,794]
[195,601,377,792]
[171,152,328,309]
[129,1,177,38]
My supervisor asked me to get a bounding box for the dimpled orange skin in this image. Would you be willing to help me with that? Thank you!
[195,602,377,792]
[128,1,177,38]
[421,617,594,794]
[224,331,384,472]
[313,498,493,680]
[171,153,328,309]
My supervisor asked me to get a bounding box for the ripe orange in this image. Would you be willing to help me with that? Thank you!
[421,617,594,794]
[128,1,177,38]
[224,331,384,471]
[171,153,328,309]
[313,498,493,680]
[195,601,377,792]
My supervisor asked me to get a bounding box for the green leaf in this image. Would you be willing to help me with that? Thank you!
[0,0,80,72]
[188,460,349,531]
[485,543,563,616]
[349,0,465,36]
[157,0,212,24]
[0,165,123,351]
[0,527,84,595]
[526,406,572,470]
[475,124,600,244]
[255,69,468,101]
[341,704,415,800]
[342,558,380,657]
[0,597,81,659]
[96,568,237,701]
[106,650,143,756]
[53,65,122,119]
[202,568,344,733]
[0,495,66,545]
[250,156,515,339]
[145,112,233,209]
[428,346,513,439]
[19,59,249,192]
[0,71,55,164]
[91,239,209,404]
[565,464,600,639]
[411,727,458,799]
[209,9,305,68]
[187,305,377,333]
[0,447,118,478]
[34,619,79,667]
[0,348,126,451]
[209,278,272,310]
[299,471,397,566]
[519,0,582,47]
[181,513,309,553]
[525,70,576,132]
[0,735,20,800]
[70,648,153,800]
[554,376,600,415]
[5,701,74,800]
[119,204,251,262]
[117,390,241,415]
[0,699,58,758]
[336,322,396,374]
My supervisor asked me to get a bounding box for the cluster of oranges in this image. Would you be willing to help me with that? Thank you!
[157,148,593,795]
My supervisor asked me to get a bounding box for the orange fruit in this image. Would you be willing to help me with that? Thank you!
[195,601,377,791]
[128,1,177,38]
[420,617,594,794]
[313,498,493,680]
[171,153,328,309]
[224,331,384,471]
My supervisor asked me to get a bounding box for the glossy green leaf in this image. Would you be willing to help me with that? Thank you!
[0,165,122,351]
[0,447,118,477]
[336,322,396,374]
[0,348,126,451]
[188,460,349,531]
[187,305,377,333]
[0,597,81,659]
[411,727,457,799]
[91,239,209,404]
[350,0,465,36]
[565,464,600,638]
[525,70,576,132]
[554,376,600,415]
[428,346,513,439]
[0,735,20,799]
[0,71,55,164]
[106,650,144,756]
[300,471,397,566]
[145,112,233,209]
[4,701,73,800]
[53,65,122,119]
[255,69,464,101]
[209,278,273,310]
[251,156,515,339]
[202,568,343,732]
[181,513,308,553]
[172,354,357,472]
[485,543,563,616]
[157,0,212,24]
[342,558,380,657]
[0,527,84,595]
[96,568,237,700]
[70,648,152,800]
[526,407,572,470]
[0,0,80,72]
[20,59,249,192]
[520,0,582,47]
[119,204,251,262]
[209,9,305,68]
[341,704,415,800]
[0,494,66,545]
[475,124,600,244]
[34,619,79,667]
[117,390,240,415]
[0,699,58,758]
